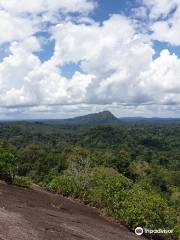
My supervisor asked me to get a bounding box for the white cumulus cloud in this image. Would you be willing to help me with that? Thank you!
[0,0,180,118]
[143,0,180,45]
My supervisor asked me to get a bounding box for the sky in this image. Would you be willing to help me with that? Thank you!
[0,0,180,119]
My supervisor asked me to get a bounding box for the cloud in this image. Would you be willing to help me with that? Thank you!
[0,15,152,106]
[0,0,180,118]
[143,0,178,19]
[138,50,180,105]
[51,15,154,105]
[0,39,41,107]
[0,15,142,108]
[151,7,180,45]
[0,10,35,44]
[142,0,180,45]
[0,37,93,107]
[0,0,96,45]
[0,0,96,14]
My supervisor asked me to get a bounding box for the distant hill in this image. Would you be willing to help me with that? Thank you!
[43,111,119,125]
[24,111,180,125]
[119,117,180,124]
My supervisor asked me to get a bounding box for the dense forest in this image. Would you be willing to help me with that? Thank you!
[0,119,179,240]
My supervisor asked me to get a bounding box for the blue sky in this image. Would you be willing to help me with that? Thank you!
[0,0,180,119]
[92,0,132,21]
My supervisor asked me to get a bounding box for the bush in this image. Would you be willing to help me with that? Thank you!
[0,141,17,184]
[47,167,179,239]
[47,167,119,200]
[13,176,32,188]
[103,174,132,218]
[104,182,178,240]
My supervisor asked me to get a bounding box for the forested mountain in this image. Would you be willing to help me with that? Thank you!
[41,111,119,125]
[30,111,180,125]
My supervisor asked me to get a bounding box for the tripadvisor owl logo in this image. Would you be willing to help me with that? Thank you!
[135,227,174,236]
[135,227,143,236]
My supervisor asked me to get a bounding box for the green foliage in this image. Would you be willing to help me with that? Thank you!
[18,144,67,182]
[13,176,32,188]
[0,140,17,183]
[0,121,179,240]
[47,168,178,239]
[118,186,176,230]
[128,161,151,180]
[67,146,91,170]
[47,167,119,202]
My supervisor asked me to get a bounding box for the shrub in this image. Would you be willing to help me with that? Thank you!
[13,176,32,188]
[103,174,132,218]
[47,168,178,240]
[104,182,178,240]
[89,185,106,207]
[0,141,17,184]
[47,175,73,195]
[123,186,176,229]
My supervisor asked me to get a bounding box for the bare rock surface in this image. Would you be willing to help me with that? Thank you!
[0,182,144,240]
